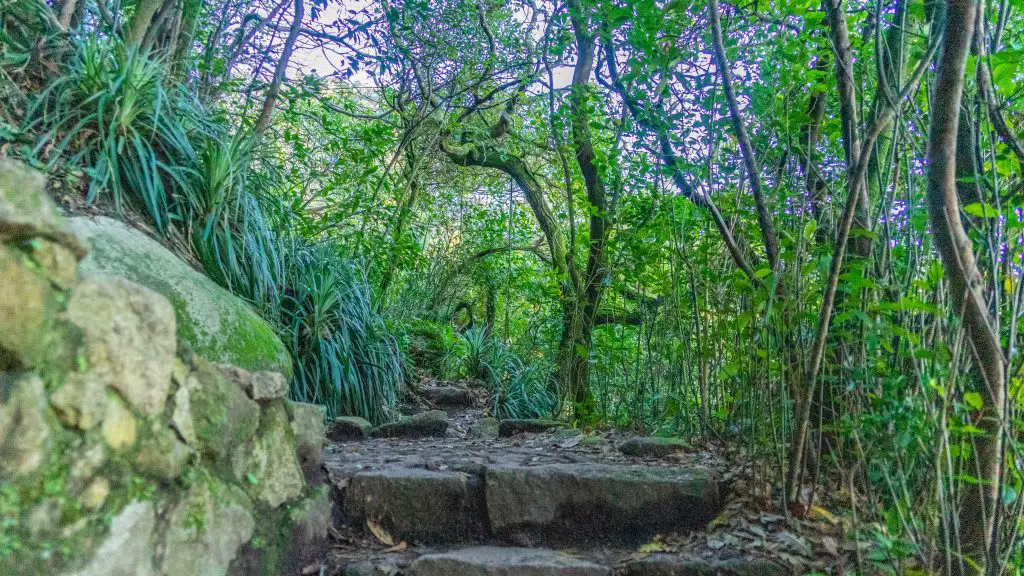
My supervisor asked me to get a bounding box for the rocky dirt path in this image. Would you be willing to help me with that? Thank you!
[319,381,845,575]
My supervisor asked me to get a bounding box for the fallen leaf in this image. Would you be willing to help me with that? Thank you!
[386,541,408,552]
[822,536,839,556]
[366,519,395,546]
[809,505,839,525]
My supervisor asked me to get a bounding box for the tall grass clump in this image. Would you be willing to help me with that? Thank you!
[16,35,404,425]
[282,243,402,423]
[26,39,199,231]
[427,322,555,419]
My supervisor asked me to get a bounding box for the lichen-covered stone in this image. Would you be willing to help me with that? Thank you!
[100,393,136,451]
[282,485,332,574]
[25,238,79,290]
[616,555,788,576]
[344,468,485,543]
[186,359,260,459]
[288,401,326,451]
[0,374,51,477]
[81,478,110,510]
[162,477,255,576]
[67,216,292,377]
[170,379,197,446]
[232,400,304,508]
[0,158,85,257]
[218,363,287,401]
[327,415,373,441]
[373,410,448,439]
[49,372,107,430]
[409,546,610,576]
[485,463,722,544]
[420,385,475,408]
[65,277,175,416]
[70,501,157,576]
[0,245,57,370]
[618,436,689,458]
[134,422,191,481]
[497,418,563,437]
[469,417,499,439]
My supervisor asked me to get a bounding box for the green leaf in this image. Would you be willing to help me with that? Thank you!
[963,392,983,410]
[963,202,999,218]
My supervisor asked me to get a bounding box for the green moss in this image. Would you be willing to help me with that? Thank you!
[66,217,293,378]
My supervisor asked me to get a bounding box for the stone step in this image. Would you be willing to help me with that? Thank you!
[409,546,610,576]
[486,464,721,544]
[420,385,476,408]
[339,463,721,546]
[347,547,788,576]
[343,468,486,543]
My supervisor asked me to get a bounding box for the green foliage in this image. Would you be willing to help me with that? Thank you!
[27,40,199,232]
[283,243,402,424]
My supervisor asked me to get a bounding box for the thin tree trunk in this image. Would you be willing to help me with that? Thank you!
[126,0,168,47]
[924,0,1005,571]
[708,0,780,272]
[252,0,304,143]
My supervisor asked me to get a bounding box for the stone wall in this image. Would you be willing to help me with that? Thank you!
[0,159,329,576]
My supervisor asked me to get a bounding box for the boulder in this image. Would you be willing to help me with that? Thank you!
[469,417,499,440]
[282,485,332,574]
[409,547,610,576]
[134,421,191,482]
[70,501,156,576]
[420,385,475,408]
[288,401,327,451]
[100,393,137,451]
[497,418,562,437]
[485,464,722,544]
[218,364,287,401]
[49,372,107,430]
[0,158,85,256]
[344,468,485,543]
[162,477,255,576]
[374,410,448,439]
[231,400,304,508]
[327,416,374,441]
[618,436,689,458]
[0,245,57,370]
[615,555,788,576]
[185,359,260,459]
[66,216,292,377]
[0,374,51,477]
[65,277,176,416]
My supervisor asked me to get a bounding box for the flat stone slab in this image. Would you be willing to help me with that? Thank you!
[410,546,610,576]
[486,464,721,544]
[329,416,374,441]
[497,419,562,437]
[618,436,688,458]
[343,468,484,543]
[615,555,787,576]
[374,410,448,438]
[421,385,475,407]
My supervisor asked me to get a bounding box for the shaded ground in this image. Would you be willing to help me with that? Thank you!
[320,384,850,575]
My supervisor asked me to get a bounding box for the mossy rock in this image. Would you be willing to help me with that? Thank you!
[65,216,292,378]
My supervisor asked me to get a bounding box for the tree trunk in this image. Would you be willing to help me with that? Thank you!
[252,0,304,143]
[125,0,168,47]
[925,0,1004,572]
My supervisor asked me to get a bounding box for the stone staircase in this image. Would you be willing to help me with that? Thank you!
[322,386,790,576]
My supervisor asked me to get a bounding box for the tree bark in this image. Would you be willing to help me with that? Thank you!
[924,0,1004,572]
[708,0,780,272]
[125,0,168,47]
[252,0,304,143]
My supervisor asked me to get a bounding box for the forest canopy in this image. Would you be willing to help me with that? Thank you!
[2,0,1024,572]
